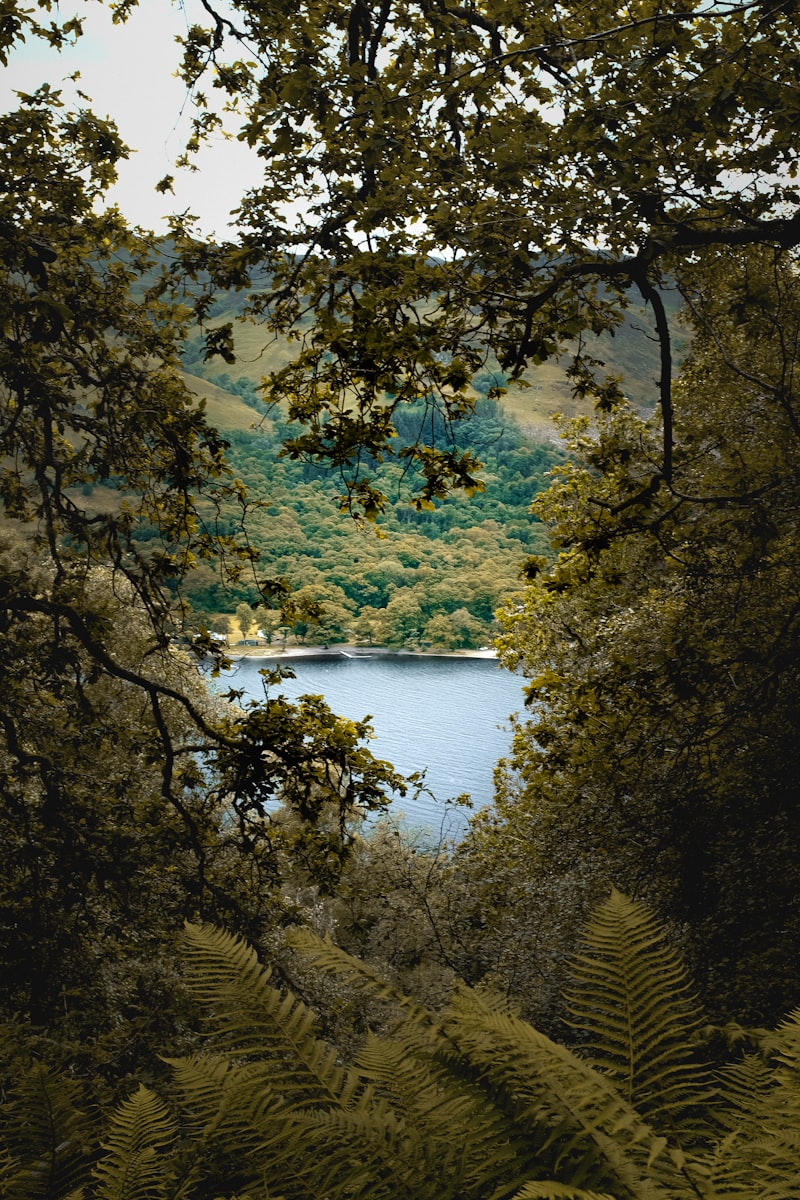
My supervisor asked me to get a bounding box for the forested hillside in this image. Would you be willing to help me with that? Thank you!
[170,266,683,647]
[175,370,563,647]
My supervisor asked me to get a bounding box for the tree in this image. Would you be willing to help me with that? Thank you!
[208,612,232,637]
[0,533,407,1092]
[253,603,283,643]
[284,582,355,644]
[0,533,223,1072]
[461,247,800,1023]
[423,607,488,650]
[0,20,412,1091]
[373,588,427,647]
[235,600,256,638]
[167,0,800,516]
[8,0,800,1090]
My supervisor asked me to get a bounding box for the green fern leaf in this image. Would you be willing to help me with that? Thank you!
[1,1064,93,1200]
[356,1031,527,1197]
[159,916,798,1200]
[286,926,434,1027]
[91,1085,175,1200]
[182,922,359,1111]
[564,889,714,1138]
[446,985,695,1199]
[288,923,699,1198]
[702,1010,800,1198]
[511,1185,616,1200]
[288,930,538,1196]
[160,1054,234,1134]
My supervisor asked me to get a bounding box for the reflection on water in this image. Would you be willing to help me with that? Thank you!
[220,653,525,838]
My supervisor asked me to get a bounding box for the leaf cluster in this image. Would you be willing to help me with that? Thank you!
[167,0,800,508]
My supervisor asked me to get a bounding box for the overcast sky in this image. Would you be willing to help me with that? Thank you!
[1,0,263,236]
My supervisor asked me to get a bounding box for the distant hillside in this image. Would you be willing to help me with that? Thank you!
[167,253,692,650]
[181,371,264,432]
[183,288,687,443]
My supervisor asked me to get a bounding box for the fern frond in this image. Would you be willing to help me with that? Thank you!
[564,889,714,1138]
[291,921,702,1198]
[286,926,434,1027]
[158,1054,273,1199]
[772,1005,800,1085]
[510,1184,616,1200]
[161,1053,235,1134]
[281,1101,425,1199]
[263,1092,510,1200]
[1,1064,93,1200]
[166,1047,367,1200]
[702,1010,800,1199]
[288,926,537,1194]
[355,1029,527,1198]
[91,1085,175,1200]
[445,985,696,1200]
[182,922,359,1111]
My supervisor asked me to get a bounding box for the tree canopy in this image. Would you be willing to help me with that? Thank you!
[459,245,800,1023]
[0,16,409,1073]
[165,0,800,510]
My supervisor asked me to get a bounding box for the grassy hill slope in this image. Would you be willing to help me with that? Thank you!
[186,290,687,442]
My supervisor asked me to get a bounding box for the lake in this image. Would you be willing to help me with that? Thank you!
[219,652,526,838]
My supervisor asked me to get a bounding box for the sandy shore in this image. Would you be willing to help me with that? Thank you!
[227,642,498,661]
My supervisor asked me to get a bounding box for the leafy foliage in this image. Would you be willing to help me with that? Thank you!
[0,1063,93,1200]
[161,0,800,516]
[0,33,409,1090]
[91,1086,175,1200]
[463,247,800,1023]
[179,390,559,647]
[7,892,800,1200]
[5,11,800,1192]
[564,888,712,1137]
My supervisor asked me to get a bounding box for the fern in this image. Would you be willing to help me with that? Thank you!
[444,985,693,1200]
[15,892,799,1200]
[354,1031,528,1198]
[174,925,546,1198]
[510,1186,616,1200]
[0,1063,93,1200]
[287,930,544,1197]
[564,888,714,1140]
[91,1085,175,1200]
[700,1009,800,1198]
[181,922,360,1111]
[285,926,436,1028]
[286,926,684,1198]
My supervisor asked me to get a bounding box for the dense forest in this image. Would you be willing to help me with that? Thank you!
[172,374,562,649]
[4,0,800,1197]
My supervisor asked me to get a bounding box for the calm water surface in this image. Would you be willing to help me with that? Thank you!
[221,654,526,837]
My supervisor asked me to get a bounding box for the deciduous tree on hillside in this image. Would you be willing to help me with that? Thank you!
[169,0,800,509]
[463,248,800,1022]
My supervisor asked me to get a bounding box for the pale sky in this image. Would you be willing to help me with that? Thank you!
[0,0,264,236]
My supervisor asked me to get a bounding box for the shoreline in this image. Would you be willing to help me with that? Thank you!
[226,642,498,662]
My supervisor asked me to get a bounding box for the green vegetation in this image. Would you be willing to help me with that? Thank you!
[4,1,800,1195]
[470,246,800,1026]
[5,892,800,1200]
[178,378,561,648]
